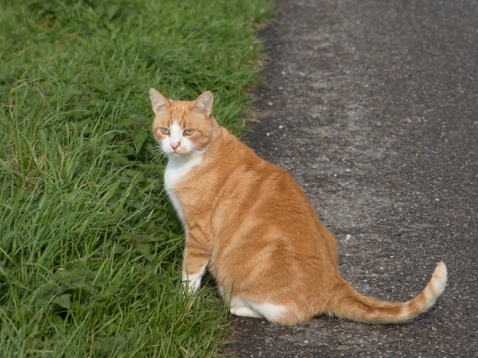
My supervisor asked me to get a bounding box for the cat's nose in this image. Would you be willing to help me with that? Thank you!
[170,141,181,150]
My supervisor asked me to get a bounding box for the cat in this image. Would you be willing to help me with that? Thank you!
[149,88,447,325]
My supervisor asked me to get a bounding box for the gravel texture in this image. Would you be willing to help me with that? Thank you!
[226,0,478,356]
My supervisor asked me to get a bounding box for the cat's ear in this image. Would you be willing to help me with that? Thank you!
[149,88,170,115]
[193,91,214,118]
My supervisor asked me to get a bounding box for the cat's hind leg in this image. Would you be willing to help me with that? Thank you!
[229,297,302,324]
[230,307,263,318]
[229,297,263,318]
[248,301,306,325]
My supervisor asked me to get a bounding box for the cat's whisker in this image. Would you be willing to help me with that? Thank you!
[151,146,168,162]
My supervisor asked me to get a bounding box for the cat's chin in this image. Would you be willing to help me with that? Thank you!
[169,151,188,158]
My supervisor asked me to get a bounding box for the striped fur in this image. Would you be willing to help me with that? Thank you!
[149,89,447,325]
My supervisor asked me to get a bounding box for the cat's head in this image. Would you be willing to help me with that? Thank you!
[149,89,216,158]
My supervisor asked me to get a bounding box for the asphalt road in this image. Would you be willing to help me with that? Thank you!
[226,0,477,356]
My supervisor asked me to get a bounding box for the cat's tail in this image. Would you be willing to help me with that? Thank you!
[330,261,447,323]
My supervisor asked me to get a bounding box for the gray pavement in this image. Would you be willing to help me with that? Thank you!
[226,0,477,356]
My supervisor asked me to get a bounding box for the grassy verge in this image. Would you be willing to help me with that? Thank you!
[0,0,273,356]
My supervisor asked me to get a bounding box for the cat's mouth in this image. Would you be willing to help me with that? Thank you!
[170,149,187,157]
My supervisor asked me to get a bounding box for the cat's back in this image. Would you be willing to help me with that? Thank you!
[204,127,302,195]
[199,127,318,229]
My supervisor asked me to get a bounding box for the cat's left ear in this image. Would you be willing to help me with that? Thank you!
[193,91,214,118]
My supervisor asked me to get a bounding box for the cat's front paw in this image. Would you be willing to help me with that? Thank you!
[181,272,202,295]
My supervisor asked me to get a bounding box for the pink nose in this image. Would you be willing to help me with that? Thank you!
[170,141,180,150]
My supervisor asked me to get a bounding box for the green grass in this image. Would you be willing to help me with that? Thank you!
[0,0,273,356]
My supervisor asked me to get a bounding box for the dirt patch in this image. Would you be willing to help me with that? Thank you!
[227,0,478,356]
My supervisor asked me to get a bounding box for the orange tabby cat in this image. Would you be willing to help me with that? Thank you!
[149,88,447,325]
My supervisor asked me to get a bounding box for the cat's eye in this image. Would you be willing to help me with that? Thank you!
[183,129,195,136]
[160,128,170,135]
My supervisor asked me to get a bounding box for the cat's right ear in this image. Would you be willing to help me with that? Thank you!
[149,88,170,115]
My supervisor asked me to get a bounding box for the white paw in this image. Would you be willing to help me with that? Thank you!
[181,262,208,295]
[182,272,202,295]
[230,306,263,318]
[183,278,201,293]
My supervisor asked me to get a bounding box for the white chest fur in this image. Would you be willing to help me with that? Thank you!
[164,155,203,226]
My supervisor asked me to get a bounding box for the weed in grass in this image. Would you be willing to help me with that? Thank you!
[0,0,273,356]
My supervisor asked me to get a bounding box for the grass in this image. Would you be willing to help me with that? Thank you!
[0,0,273,356]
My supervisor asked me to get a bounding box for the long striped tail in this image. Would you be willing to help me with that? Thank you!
[331,261,447,323]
